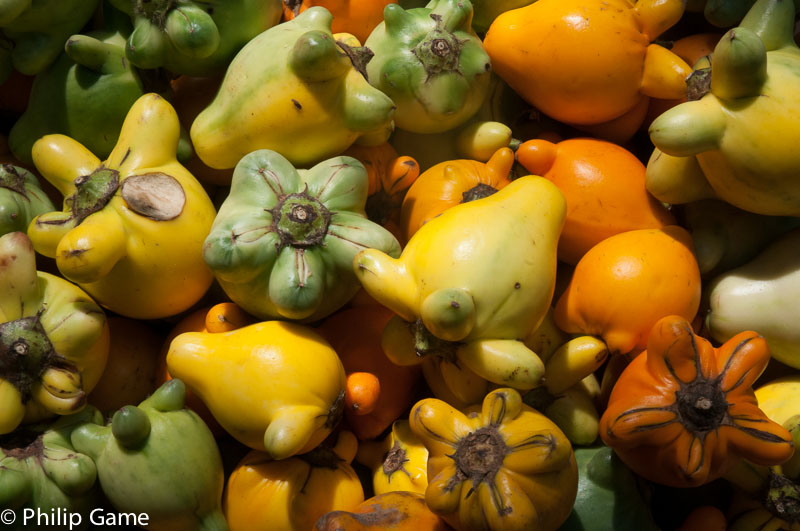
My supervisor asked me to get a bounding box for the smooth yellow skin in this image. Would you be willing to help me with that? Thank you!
[755,376,800,427]
[190,9,394,169]
[649,18,800,217]
[410,388,578,531]
[167,321,347,460]
[356,420,429,496]
[224,431,363,531]
[27,94,216,319]
[544,336,609,395]
[355,176,565,402]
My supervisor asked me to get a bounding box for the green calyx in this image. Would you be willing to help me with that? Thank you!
[0,313,65,402]
[522,386,558,412]
[764,472,800,524]
[68,168,120,224]
[0,164,27,197]
[412,15,468,79]
[298,434,345,469]
[271,191,331,248]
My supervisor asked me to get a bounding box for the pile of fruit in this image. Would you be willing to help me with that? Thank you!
[2,0,800,529]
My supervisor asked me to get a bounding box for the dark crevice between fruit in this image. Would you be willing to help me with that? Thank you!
[283,0,303,16]
[365,189,396,226]
[411,319,461,364]
[0,429,44,460]
[135,0,176,27]
[763,472,800,525]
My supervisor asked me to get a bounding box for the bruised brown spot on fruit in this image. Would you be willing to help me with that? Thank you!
[348,506,409,526]
[292,99,302,110]
[66,248,89,258]
[121,172,186,221]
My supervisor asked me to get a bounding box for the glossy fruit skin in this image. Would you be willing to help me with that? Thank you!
[318,306,420,440]
[225,431,364,531]
[203,149,400,322]
[559,445,660,531]
[167,321,346,459]
[755,375,800,427]
[484,0,689,126]
[342,142,419,243]
[0,164,54,236]
[282,0,396,42]
[600,316,794,488]
[108,0,282,76]
[555,226,702,356]
[8,16,148,166]
[356,176,565,405]
[27,93,216,319]
[0,232,109,434]
[400,147,514,242]
[410,388,579,531]
[364,0,491,134]
[190,7,395,169]
[155,304,253,437]
[644,32,723,127]
[314,491,450,531]
[70,380,227,531]
[648,0,800,216]
[0,408,102,530]
[706,228,800,369]
[0,0,98,78]
[517,138,675,265]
